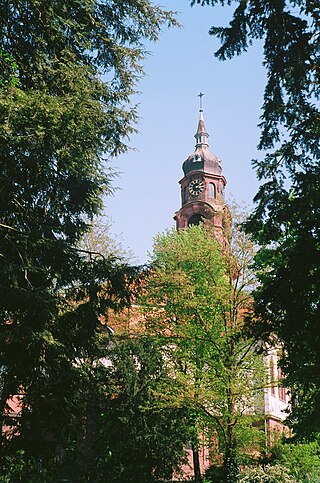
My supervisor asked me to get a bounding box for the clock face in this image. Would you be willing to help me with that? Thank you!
[188,178,205,196]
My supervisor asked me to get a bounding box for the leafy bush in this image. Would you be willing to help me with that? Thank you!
[0,450,49,482]
[238,464,295,483]
[270,440,320,483]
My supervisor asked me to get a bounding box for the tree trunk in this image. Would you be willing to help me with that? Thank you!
[224,422,239,483]
[192,443,202,483]
[224,336,239,483]
[225,445,238,483]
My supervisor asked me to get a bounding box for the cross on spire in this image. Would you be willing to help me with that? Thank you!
[198,92,204,111]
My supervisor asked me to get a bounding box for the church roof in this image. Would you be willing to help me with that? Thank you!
[183,146,222,176]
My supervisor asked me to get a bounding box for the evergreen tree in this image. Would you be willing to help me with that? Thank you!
[191,0,320,435]
[0,0,175,475]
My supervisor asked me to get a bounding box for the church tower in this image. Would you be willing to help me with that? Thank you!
[174,94,228,239]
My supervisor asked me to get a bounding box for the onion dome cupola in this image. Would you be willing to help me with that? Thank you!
[174,94,228,238]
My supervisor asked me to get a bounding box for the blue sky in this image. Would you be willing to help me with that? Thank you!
[106,0,267,264]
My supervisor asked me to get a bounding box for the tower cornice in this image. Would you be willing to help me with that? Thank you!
[178,172,227,186]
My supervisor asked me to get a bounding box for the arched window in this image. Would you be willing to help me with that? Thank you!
[188,214,203,226]
[208,182,216,199]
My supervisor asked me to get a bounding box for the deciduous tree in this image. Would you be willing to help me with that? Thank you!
[140,224,265,483]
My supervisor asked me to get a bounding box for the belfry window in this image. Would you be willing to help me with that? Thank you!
[188,214,203,226]
[208,183,216,199]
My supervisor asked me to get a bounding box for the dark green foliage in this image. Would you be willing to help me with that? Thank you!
[94,337,189,482]
[0,449,60,482]
[0,50,19,86]
[0,0,175,473]
[204,464,226,483]
[0,255,139,477]
[191,0,320,435]
[250,166,320,435]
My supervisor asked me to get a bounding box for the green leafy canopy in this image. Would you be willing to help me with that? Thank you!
[140,224,266,481]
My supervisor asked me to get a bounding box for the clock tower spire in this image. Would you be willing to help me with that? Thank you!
[174,95,228,240]
[195,92,209,148]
